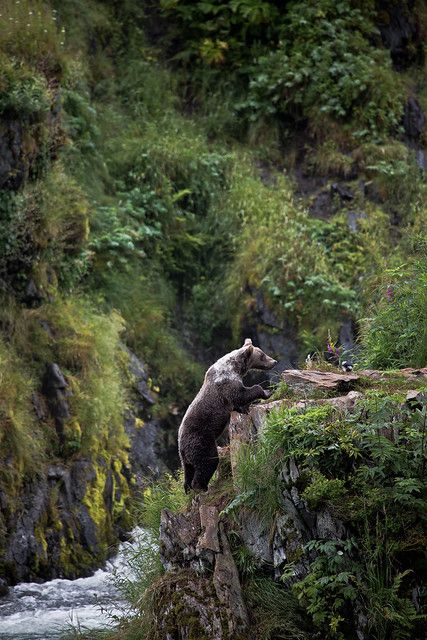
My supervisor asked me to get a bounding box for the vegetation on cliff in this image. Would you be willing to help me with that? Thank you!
[95,374,427,640]
[1,0,427,630]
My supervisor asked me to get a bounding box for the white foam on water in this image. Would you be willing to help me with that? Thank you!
[0,529,148,640]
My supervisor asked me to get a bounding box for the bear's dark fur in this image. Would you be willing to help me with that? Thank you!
[178,339,277,493]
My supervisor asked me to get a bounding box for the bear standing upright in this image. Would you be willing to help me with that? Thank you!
[178,339,277,493]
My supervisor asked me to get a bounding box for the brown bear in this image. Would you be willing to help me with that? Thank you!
[178,339,277,493]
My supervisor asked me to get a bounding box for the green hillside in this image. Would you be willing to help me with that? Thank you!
[1,0,427,636]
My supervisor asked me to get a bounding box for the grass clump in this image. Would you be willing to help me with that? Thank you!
[137,471,188,536]
[0,337,44,475]
[245,577,311,640]
[0,0,66,77]
[226,161,357,348]
[91,268,203,412]
[360,254,427,369]
[0,295,129,458]
[39,297,129,456]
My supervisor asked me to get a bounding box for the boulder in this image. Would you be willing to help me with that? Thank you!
[281,369,359,391]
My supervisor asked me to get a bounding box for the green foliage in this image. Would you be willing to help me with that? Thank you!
[301,472,346,511]
[161,0,405,143]
[91,267,203,409]
[245,577,310,640]
[234,395,427,638]
[360,255,427,368]
[241,0,404,140]
[0,55,50,118]
[40,298,129,456]
[0,166,89,295]
[0,337,44,475]
[360,142,424,212]
[0,296,129,458]
[0,0,66,77]
[159,0,280,65]
[137,472,188,537]
[99,118,233,282]
[294,538,358,636]
[226,162,357,340]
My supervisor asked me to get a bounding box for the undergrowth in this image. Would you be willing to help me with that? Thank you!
[233,396,427,638]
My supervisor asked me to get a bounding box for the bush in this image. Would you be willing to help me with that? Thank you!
[0,167,89,296]
[241,0,404,140]
[0,55,50,118]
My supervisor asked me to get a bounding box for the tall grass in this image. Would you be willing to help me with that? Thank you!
[0,337,44,475]
[0,0,66,76]
[245,577,310,640]
[360,255,427,368]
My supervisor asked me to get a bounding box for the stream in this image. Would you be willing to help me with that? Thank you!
[0,529,146,640]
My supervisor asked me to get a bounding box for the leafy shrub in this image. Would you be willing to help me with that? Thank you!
[294,538,358,636]
[0,167,89,295]
[234,396,427,638]
[159,0,281,66]
[0,55,50,118]
[361,142,424,212]
[242,0,405,140]
[360,255,427,368]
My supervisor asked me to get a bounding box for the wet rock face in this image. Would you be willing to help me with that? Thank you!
[158,500,249,639]
[403,97,425,141]
[123,347,167,486]
[2,459,117,583]
[242,290,299,379]
[377,3,423,69]
[0,119,27,190]
[0,350,165,585]
[42,363,71,444]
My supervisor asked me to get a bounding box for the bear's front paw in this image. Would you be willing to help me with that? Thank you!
[235,404,250,414]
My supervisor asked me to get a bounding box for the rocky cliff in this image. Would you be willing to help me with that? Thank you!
[145,369,427,640]
[0,348,165,589]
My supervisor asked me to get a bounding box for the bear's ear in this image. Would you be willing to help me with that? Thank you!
[242,338,253,361]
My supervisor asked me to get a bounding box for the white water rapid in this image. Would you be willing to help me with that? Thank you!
[0,529,147,640]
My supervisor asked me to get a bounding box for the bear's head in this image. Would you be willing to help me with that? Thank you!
[240,338,277,372]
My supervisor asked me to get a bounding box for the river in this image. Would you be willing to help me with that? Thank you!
[0,530,146,640]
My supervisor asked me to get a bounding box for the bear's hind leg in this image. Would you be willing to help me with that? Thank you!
[183,462,195,494]
[192,448,219,492]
